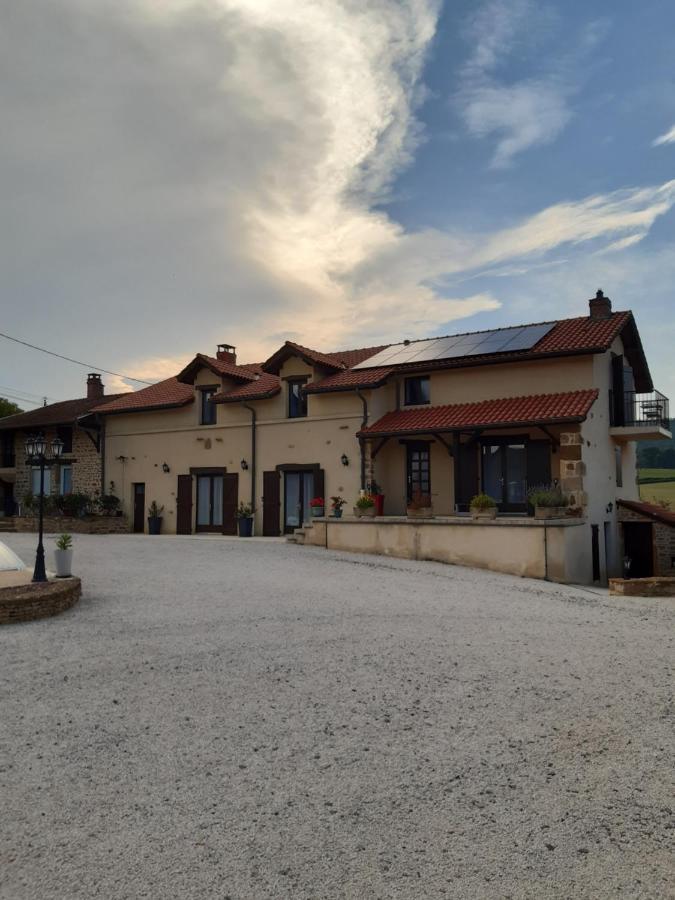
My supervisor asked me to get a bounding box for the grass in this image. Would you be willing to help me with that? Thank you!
[638,467,675,482]
[639,480,675,507]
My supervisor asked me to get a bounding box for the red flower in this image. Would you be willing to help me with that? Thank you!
[309,497,325,507]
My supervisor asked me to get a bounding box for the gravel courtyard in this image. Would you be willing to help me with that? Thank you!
[1,534,673,899]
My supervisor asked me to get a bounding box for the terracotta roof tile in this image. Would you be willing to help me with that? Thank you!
[304,366,393,394]
[617,498,675,526]
[212,372,281,403]
[92,378,194,414]
[358,389,599,437]
[0,394,126,430]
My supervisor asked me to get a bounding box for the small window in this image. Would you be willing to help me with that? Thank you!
[288,380,308,418]
[31,467,51,495]
[404,376,430,406]
[200,388,217,425]
[615,445,623,487]
[56,426,73,454]
[60,465,73,495]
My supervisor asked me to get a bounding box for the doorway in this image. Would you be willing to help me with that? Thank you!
[481,441,527,511]
[406,442,431,502]
[284,470,315,533]
[196,473,224,533]
[132,483,145,533]
[622,522,654,578]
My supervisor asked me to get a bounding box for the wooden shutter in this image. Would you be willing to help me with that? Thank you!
[313,468,325,504]
[262,470,281,536]
[611,353,625,426]
[222,472,238,535]
[176,475,192,534]
[455,441,478,511]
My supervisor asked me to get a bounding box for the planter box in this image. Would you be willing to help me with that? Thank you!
[311,507,325,517]
[354,506,376,517]
[407,507,434,518]
[471,508,497,520]
[534,506,568,519]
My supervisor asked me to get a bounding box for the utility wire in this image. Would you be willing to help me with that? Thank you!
[0,331,154,385]
[0,384,55,404]
[0,392,43,408]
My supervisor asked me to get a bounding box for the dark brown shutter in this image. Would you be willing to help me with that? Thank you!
[611,353,625,426]
[313,468,325,504]
[455,441,478,511]
[262,470,281,536]
[222,472,238,535]
[526,441,551,490]
[176,475,192,534]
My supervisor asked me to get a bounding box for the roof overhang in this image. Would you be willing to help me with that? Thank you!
[176,354,256,385]
[618,314,653,392]
[358,415,589,440]
[261,342,344,375]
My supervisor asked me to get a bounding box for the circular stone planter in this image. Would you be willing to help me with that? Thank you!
[0,577,81,625]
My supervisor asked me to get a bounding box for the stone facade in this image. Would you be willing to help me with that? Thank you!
[11,515,129,534]
[0,577,81,624]
[13,425,104,506]
[618,505,675,577]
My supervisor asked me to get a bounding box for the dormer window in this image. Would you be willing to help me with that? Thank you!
[288,378,308,418]
[199,387,217,425]
[404,376,430,406]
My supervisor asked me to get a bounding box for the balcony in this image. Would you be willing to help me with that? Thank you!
[609,390,672,441]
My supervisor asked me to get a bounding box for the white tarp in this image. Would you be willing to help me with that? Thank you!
[0,541,27,572]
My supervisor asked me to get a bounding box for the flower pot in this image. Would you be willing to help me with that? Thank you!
[332,508,343,518]
[358,505,376,517]
[407,507,433,518]
[147,516,162,535]
[471,507,497,520]
[311,507,325,517]
[535,506,568,519]
[54,548,73,578]
[238,516,253,537]
[373,494,385,516]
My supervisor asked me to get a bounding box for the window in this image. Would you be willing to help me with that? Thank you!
[60,465,73,495]
[56,426,73,453]
[404,376,430,406]
[31,467,51,496]
[200,388,217,425]
[615,445,623,487]
[288,379,308,418]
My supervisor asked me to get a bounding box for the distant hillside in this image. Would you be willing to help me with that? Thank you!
[637,420,675,469]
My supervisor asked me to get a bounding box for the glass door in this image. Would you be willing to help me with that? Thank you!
[406,442,431,501]
[481,442,527,512]
[284,471,315,533]
[196,474,224,532]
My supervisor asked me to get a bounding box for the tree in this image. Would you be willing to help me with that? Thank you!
[0,398,23,418]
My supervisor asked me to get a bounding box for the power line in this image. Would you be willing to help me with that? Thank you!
[0,384,55,404]
[0,331,154,385]
[0,392,43,408]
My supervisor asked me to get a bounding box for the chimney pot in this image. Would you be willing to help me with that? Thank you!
[589,289,612,320]
[216,343,237,364]
[87,373,104,400]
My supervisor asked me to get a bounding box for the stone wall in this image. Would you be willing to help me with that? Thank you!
[0,577,81,624]
[13,425,103,505]
[618,506,675,576]
[12,515,129,535]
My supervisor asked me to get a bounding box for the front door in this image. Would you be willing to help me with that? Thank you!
[176,475,193,535]
[196,474,224,532]
[284,470,314,533]
[481,442,527,511]
[132,483,145,533]
[623,522,654,577]
[406,442,431,502]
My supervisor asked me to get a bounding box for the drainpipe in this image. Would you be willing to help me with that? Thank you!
[99,415,106,496]
[242,403,257,534]
[356,390,368,490]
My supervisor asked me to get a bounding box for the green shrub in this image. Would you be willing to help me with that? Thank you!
[527,484,568,508]
[469,493,497,510]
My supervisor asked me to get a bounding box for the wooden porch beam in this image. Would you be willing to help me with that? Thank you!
[432,432,454,456]
[370,436,390,460]
[537,425,560,449]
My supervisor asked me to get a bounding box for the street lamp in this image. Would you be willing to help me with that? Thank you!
[24,434,64,582]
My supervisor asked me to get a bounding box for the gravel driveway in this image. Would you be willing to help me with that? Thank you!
[1,533,673,899]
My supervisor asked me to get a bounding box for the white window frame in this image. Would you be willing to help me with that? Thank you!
[31,467,51,496]
[59,465,73,495]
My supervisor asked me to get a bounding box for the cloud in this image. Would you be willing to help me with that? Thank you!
[455,1,608,167]
[652,124,675,147]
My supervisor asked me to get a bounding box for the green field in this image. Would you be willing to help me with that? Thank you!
[638,468,675,506]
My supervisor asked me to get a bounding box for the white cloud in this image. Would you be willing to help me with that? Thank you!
[652,124,675,147]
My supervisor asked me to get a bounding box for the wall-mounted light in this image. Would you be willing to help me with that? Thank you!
[606,501,613,514]
[241,459,249,470]
[162,462,170,473]
[341,453,349,466]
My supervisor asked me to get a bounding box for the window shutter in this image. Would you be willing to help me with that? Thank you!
[222,473,238,535]
[262,470,281,536]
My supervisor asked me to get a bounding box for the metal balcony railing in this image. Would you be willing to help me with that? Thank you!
[610,390,670,429]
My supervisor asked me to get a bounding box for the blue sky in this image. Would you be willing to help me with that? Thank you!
[1,0,674,405]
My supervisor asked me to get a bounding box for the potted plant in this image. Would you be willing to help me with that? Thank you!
[407,489,433,518]
[527,485,569,519]
[469,493,498,519]
[53,533,73,577]
[309,496,325,517]
[236,501,254,536]
[330,495,346,518]
[147,501,164,534]
[354,493,376,517]
[367,480,385,516]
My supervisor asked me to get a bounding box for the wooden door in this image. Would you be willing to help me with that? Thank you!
[176,475,192,534]
[222,472,238,535]
[262,470,280,536]
[622,522,654,578]
[132,483,145,533]
[406,442,430,502]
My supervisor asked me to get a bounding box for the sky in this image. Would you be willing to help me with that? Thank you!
[1,0,674,406]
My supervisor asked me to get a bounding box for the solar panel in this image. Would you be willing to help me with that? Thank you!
[352,322,555,369]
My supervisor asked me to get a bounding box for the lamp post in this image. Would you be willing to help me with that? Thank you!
[24,434,64,582]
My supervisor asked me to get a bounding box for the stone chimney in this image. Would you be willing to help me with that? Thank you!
[216,343,237,364]
[589,289,612,320]
[87,373,104,400]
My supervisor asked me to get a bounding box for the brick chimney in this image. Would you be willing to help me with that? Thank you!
[87,373,104,400]
[589,289,612,320]
[216,343,237,364]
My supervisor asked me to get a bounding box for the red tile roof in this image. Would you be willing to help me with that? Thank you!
[212,372,281,403]
[92,378,194,414]
[0,394,126,430]
[358,389,599,437]
[176,354,258,384]
[262,341,388,374]
[617,499,675,526]
[304,366,393,394]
